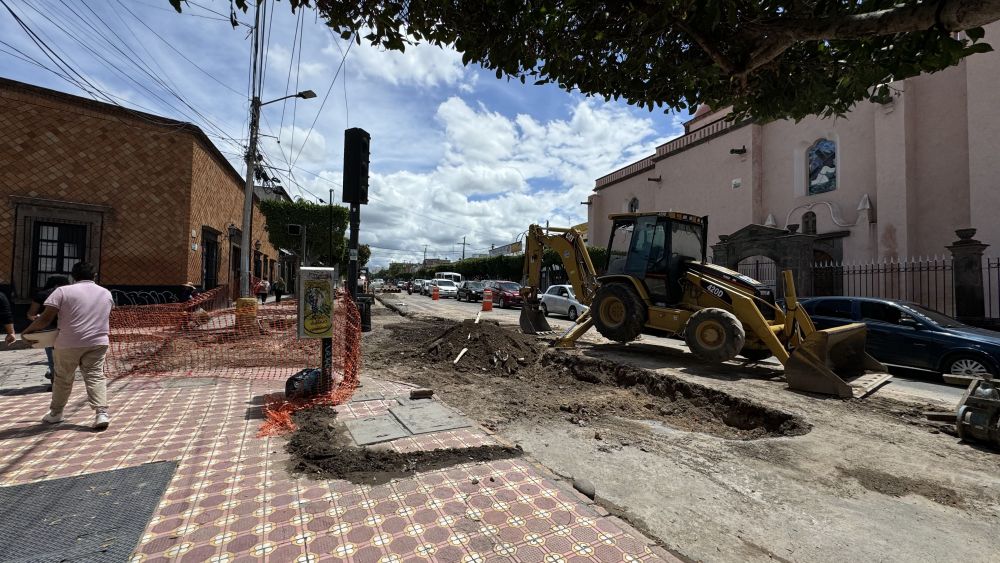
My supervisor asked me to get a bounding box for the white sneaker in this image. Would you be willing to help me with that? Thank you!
[94,412,110,431]
[42,411,64,424]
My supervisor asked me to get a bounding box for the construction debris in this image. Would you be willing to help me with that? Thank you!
[410,388,434,400]
[421,319,540,374]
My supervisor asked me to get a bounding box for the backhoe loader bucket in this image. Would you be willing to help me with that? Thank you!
[785,323,888,398]
[519,301,552,334]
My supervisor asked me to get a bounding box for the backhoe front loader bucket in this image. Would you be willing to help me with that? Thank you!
[519,301,552,334]
[785,323,888,398]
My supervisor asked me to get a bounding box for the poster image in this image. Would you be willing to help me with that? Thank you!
[298,267,337,339]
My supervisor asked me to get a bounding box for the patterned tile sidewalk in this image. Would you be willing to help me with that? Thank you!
[0,360,676,562]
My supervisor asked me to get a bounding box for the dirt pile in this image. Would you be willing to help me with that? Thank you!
[420,319,541,374]
[285,406,522,484]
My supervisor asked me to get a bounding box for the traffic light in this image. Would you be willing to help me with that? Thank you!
[343,127,370,205]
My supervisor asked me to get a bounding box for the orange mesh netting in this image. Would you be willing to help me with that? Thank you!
[106,286,361,435]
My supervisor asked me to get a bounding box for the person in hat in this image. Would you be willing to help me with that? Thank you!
[180,282,199,301]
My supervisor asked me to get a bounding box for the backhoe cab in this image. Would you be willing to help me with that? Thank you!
[519,213,891,398]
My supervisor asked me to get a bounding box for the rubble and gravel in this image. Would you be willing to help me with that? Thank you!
[364,303,1000,563]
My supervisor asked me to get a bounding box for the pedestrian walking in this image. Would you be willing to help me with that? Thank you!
[23,262,114,430]
[272,278,286,303]
[0,291,14,347]
[257,279,271,304]
[26,275,71,384]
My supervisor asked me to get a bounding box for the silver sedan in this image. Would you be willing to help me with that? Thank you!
[539,284,588,320]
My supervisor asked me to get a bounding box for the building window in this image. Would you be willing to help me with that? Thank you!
[32,222,86,291]
[802,211,817,235]
[807,138,837,195]
[628,197,639,213]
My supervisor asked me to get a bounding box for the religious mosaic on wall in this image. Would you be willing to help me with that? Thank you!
[807,138,837,195]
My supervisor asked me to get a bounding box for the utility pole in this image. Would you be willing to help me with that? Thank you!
[328,188,333,267]
[422,245,428,265]
[458,236,468,261]
[239,2,315,297]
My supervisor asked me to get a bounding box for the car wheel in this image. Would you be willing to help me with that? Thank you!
[945,355,995,378]
[540,303,548,317]
[501,297,507,309]
[568,306,578,321]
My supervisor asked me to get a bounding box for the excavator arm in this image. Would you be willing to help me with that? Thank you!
[519,224,599,334]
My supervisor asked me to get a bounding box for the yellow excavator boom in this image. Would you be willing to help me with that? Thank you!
[520,224,599,334]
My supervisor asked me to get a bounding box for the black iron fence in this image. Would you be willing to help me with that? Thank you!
[984,257,1000,319]
[812,258,956,316]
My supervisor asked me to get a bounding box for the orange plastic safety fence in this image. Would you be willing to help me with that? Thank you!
[105,286,362,435]
[257,294,361,436]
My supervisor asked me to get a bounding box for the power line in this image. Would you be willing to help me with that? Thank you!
[291,31,354,167]
[113,0,244,97]
[25,0,244,152]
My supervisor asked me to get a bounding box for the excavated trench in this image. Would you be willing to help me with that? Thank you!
[372,319,811,441]
[542,353,811,439]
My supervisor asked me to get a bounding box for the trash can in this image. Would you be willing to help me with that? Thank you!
[356,295,373,332]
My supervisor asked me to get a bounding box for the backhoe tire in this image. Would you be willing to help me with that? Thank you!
[685,308,746,363]
[593,283,647,343]
[739,347,772,362]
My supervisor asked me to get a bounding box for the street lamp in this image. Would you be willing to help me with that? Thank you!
[240,89,317,298]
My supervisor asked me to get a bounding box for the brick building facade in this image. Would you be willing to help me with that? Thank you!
[0,78,281,308]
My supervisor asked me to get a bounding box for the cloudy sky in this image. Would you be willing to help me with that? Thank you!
[0,0,686,269]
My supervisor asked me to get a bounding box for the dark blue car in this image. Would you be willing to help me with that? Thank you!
[801,297,1000,378]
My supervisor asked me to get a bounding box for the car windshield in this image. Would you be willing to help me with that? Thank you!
[436,280,456,287]
[498,282,520,291]
[467,282,483,289]
[900,302,966,328]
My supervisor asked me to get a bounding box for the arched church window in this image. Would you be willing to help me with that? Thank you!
[803,211,817,235]
[628,197,639,213]
[807,139,837,195]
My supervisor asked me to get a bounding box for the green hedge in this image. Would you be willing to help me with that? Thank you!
[408,246,609,281]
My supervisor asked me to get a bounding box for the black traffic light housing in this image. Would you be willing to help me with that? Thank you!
[342,127,370,205]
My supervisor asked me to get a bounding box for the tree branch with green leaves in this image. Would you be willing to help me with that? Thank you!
[170,0,999,120]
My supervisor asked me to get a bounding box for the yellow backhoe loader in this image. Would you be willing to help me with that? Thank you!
[519,213,892,398]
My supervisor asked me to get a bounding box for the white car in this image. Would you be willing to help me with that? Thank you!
[429,278,458,298]
[539,284,588,320]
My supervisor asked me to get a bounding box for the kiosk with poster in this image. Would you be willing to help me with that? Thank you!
[288,267,337,398]
[297,267,337,339]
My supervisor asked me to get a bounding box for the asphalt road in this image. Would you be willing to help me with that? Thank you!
[379,291,966,405]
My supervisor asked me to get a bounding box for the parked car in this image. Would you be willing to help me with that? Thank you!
[428,278,458,298]
[457,281,485,302]
[539,284,588,320]
[801,296,1000,377]
[488,280,523,308]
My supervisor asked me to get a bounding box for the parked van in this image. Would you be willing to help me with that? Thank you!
[436,272,462,283]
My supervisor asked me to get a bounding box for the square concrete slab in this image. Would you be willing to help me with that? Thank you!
[395,396,434,407]
[350,390,386,403]
[389,402,472,435]
[344,414,411,445]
